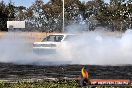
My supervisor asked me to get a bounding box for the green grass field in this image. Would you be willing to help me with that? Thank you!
[0,80,131,88]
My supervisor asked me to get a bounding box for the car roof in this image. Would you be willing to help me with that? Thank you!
[48,33,76,36]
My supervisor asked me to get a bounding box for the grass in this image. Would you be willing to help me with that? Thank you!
[0,80,131,88]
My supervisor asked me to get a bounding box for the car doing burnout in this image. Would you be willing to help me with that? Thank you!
[33,34,76,55]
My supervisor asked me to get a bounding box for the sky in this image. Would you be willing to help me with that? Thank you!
[1,0,110,7]
[80,0,110,3]
[0,0,48,7]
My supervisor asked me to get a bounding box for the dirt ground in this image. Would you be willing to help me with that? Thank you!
[0,63,132,81]
[0,32,57,43]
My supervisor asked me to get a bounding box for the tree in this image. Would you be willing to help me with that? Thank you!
[0,0,8,31]
[45,0,63,32]
[15,6,27,21]
[7,0,15,19]
[27,0,49,31]
[64,0,81,23]
[0,0,131,32]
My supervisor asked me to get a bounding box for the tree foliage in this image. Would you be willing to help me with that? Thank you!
[0,0,131,32]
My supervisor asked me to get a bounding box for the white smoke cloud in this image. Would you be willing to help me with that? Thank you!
[0,32,71,65]
[65,25,132,65]
[0,27,132,65]
[0,32,37,64]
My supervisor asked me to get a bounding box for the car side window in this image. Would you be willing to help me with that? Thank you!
[42,35,64,42]
[54,35,64,42]
[49,36,55,41]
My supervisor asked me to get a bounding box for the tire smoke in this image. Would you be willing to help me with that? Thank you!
[0,27,132,65]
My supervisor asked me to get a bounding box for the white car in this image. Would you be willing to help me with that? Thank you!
[33,33,77,55]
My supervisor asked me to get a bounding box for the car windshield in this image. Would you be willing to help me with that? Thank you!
[64,35,78,41]
[42,35,64,42]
